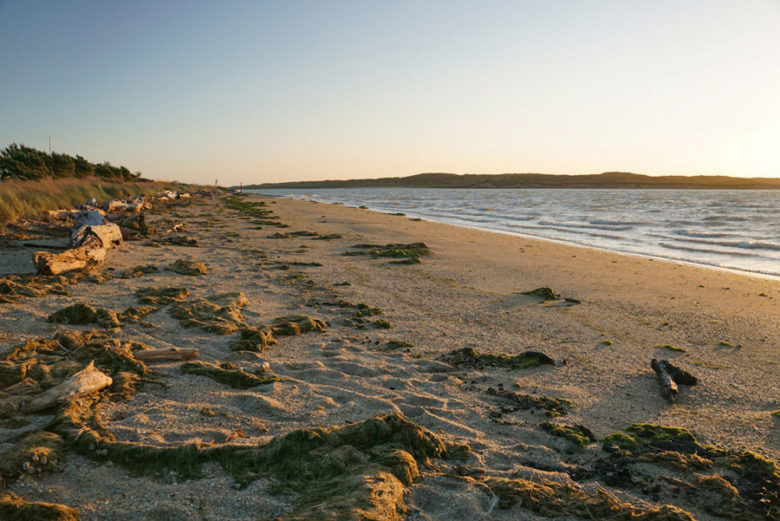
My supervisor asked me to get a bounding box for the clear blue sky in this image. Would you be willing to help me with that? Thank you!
[2,0,779,184]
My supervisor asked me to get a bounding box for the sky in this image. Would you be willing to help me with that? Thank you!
[1,1,780,184]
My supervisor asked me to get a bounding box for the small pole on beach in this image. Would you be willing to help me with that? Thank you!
[49,136,52,154]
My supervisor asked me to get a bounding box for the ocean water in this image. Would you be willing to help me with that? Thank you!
[249,188,780,279]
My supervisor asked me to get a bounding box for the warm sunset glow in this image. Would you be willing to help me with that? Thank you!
[1,1,779,184]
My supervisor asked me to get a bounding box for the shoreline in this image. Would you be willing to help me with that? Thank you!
[247,189,780,281]
[2,193,778,520]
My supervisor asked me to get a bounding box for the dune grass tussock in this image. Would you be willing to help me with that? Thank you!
[0,177,195,226]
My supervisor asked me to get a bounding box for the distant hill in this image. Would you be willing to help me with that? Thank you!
[244,172,780,190]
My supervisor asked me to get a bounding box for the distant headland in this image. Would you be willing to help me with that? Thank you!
[244,172,780,190]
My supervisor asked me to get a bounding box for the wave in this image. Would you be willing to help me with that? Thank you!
[659,243,754,257]
[538,220,633,232]
[673,230,729,239]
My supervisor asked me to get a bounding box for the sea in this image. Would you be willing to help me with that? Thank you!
[248,188,780,280]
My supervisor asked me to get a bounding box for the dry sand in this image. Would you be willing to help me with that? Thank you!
[1,194,778,520]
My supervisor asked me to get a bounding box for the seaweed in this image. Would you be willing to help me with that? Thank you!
[167,259,209,276]
[169,292,249,334]
[0,271,99,304]
[135,286,190,306]
[0,493,80,521]
[270,315,327,336]
[47,303,121,328]
[478,475,694,520]
[0,431,65,482]
[49,411,448,521]
[539,421,596,448]
[345,242,431,260]
[268,231,320,239]
[582,423,780,520]
[230,326,276,352]
[119,264,159,278]
[374,319,393,329]
[486,387,573,417]
[445,347,554,370]
[311,233,342,240]
[181,361,279,388]
[149,234,199,247]
[383,340,413,351]
[521,287,560,300]
[602,432,640,451]
[388,257,421,265]
[625,423,697,443]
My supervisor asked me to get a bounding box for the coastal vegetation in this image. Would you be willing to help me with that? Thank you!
[245,171,780,190]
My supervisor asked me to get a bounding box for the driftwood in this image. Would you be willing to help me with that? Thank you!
[134,347,199,362]
[23,362,112,413]
[73,209,105,228]
[651,359,697,403]
[34,224,122,275]
[33,237,106,275]
[70,223,122,249]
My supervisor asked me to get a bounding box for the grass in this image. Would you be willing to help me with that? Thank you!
[0,177,200,226]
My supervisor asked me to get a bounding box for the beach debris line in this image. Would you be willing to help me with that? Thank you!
[445,347,555,369]
[651,358,697,403]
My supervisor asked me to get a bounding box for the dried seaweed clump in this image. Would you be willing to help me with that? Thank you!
[520,287,561,300]
[586,423,780,520]
[0,492,80,521]
[47,303,121,328]
[230,326,276,352]
[49,412,448,521]
[0,431,65,483]
[478,475,694,520]
[270,315,327,336]
[346,242,431,260]
[152,234,199,247]
[539,421,596,448]
[486,387,573,417]
[169,292,249,334]
[181,361,279,388]
[167,259,209,276]
[268,230,320,239]
[135,286,190,306]
[120,265,159,278]
[0,271,102,304]
[446,347,554,370]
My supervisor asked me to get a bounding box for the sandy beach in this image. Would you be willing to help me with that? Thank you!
[1,193,778,521]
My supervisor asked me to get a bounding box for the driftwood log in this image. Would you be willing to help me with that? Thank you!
[651,358,697,403]
[34,224,122,275]
[134,347,199,362]
[23,361,112,413]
